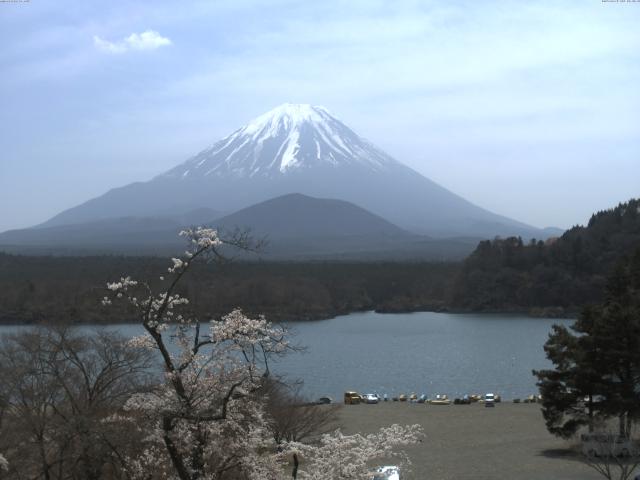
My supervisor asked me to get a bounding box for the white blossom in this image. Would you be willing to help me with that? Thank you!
[126,334,157,350]
[180,226,222,248]
[100,226,420,480]
[167,257,184,273]
[282,424,424,479]
[211,309,288,353]
[107,276,137,291]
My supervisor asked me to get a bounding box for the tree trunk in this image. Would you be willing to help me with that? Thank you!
[190,427,207,480]
[619,414,625,438]
[292,453,299,479]
[162,416,192,480]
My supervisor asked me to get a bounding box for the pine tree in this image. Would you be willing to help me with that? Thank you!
[534,248,640,438]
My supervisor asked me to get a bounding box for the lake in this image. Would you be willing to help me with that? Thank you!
[0,311,572,400]
[277,311,571,400]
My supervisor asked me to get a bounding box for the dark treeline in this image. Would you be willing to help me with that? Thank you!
[0,255,459,324]
[452,198,640,315]
[2,198,639,324]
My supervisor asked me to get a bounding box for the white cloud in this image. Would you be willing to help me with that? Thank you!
[93,30,171,54]
[93,35,127,54]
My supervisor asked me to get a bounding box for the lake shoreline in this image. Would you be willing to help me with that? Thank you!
[0,305,577,326]
[0,311,574,401]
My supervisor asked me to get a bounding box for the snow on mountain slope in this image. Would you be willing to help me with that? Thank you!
[33,103,555,240]
[162,104,399,179]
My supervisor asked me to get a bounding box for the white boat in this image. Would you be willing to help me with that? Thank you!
[429,394,450,405]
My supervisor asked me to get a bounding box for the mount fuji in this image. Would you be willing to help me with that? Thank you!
[25,104,554,241]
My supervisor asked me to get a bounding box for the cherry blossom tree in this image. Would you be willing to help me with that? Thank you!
[104,227,424,480]
[103,227,293,480]
[281,424,424,480]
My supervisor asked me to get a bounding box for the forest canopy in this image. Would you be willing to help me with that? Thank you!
[0,198,638,324]
[452,199,640,315]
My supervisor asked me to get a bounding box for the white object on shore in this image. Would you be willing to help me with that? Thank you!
[484,393,496,407]
[371,465,400,480]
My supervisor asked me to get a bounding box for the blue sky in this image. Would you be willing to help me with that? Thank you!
[0,0,638,231]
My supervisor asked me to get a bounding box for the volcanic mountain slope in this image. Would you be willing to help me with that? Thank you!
[0,208,220,254]
[0,193,479,259]
[210,193,443,259]
[214,193,409,239]
[36,103,552,239]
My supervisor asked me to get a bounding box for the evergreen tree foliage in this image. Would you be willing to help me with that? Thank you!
[454,198,640,313]
[534,247,640,438]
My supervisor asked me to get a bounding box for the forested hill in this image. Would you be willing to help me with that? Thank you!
[452,198,640,315]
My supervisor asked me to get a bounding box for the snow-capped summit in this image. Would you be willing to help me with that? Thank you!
[163,103,399,178]
[243,103,331,135]
[35,104,552,241]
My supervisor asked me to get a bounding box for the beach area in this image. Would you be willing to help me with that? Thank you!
[337,402,622,480]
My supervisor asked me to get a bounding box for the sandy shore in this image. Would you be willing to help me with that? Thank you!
[336,401,625,480]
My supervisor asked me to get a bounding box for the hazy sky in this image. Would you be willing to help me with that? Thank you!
[1,0,638,232]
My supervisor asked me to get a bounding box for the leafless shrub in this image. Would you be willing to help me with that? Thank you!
[263,378,340,445]
[0,326,154,480]
[581,429,640,480]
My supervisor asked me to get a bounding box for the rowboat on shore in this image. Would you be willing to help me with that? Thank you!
[429,394,451,405]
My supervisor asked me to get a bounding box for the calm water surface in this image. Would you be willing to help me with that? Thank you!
[0,311,571,400]
[277,311,571,400]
